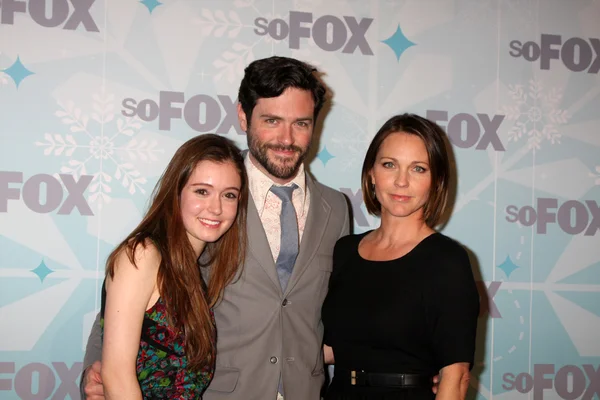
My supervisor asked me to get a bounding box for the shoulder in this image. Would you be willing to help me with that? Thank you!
[424,233,475,283]
[331,233,364,277]
[113,238,161,274]
[334,232,367,255]
[335,232,359,248]
[427,233,469,261]
[105,238,160,295]
[312,179,347,207]
[310,178,349,229]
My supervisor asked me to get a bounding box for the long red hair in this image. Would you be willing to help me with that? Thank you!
[105,134,247,370]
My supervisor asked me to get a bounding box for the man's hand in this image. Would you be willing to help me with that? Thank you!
[432,374,440,394]
[83,361,104,400]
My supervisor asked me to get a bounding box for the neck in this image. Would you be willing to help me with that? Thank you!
[374,211,432,245]
[187,235,207,259]
[195,243,206,259]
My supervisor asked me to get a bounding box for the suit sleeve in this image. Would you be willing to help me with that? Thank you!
[80,311,103,397]
[338,192,350,238]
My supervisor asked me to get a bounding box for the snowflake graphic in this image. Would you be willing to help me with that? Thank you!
[212,42,259,83]
[34,92,163,209]
[192,5,262,83]
[191,1,363,83]
[194,1,318,83]
[501,79,570,150]
[194,8,246,39]
[329,110,371,172]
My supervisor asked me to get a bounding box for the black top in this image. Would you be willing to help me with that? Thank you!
[322,232,479,399]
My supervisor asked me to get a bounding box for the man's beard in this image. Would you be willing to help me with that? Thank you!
[248,132,309,181]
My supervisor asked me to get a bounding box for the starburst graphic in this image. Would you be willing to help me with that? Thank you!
[381,24,415,61]
[31,260,54,283]
[497,255,520,279]
[140,0,162,14]
[501,79,570,150]
[34,92,163,209]
[317,146,335,166]
[2,56,35,88]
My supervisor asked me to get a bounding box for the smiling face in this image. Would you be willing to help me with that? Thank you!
[370,131,432,221]
[180,160,242,256]
[238,87,315,184]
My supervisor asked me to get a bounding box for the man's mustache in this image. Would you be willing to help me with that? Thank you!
[266,144,303,153]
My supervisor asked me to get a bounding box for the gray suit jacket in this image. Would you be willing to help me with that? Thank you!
[81,174,349,400]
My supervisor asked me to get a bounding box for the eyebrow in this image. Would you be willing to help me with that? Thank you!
[379,156,429,164]
[189,183,241,191]
[260,113,313,123]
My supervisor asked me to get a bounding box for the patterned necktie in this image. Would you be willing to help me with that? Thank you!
[270,184,299,293]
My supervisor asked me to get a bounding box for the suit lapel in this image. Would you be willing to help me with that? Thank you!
[246,193,282,294]
[285,176,330,295]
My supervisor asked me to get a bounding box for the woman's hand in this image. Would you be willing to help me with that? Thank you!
[435,362,470,400]
[323,345,335,364]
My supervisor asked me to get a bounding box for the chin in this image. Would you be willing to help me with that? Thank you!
[198,230,228,243]
[382,206,421,219]
[271,158,299,171]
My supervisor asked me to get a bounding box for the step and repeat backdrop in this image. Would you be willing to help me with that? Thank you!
[1,0,599,399]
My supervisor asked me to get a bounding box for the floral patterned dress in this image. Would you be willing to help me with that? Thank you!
[101,283,215,399]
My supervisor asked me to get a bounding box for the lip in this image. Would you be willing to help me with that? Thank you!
[390,195,412,202]
[270,148,297,158]
[199,218,222,229]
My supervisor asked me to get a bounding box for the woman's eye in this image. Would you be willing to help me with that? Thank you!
[414,166,427,173]
[195,189,207,195]
[382,161,394,168]
[224,192,238,199]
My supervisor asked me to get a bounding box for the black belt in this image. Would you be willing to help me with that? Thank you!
[341,369,432,388]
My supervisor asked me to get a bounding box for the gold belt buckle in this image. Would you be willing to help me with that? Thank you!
[350,370,365,386]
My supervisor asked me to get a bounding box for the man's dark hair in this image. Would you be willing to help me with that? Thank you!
[238,56,327,126]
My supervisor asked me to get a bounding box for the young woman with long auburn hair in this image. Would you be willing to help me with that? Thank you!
[100,134,248,399]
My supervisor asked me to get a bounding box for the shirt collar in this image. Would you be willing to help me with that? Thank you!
[245,152,308,216]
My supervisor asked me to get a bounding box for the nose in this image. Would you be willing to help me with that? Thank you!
[394,170,409,188]
[207,195,222,216]
[277,124,293,146]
